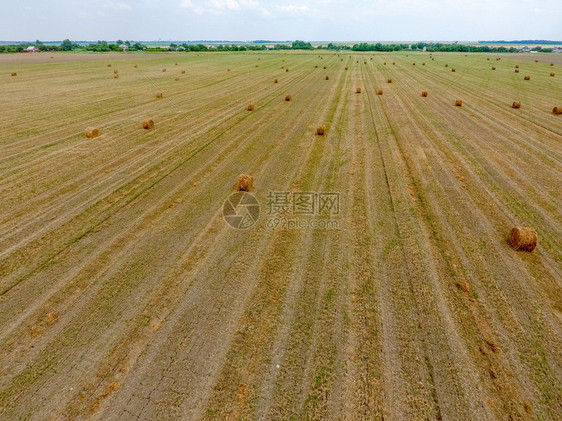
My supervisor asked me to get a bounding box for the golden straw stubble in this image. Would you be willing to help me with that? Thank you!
[509,227,538,252]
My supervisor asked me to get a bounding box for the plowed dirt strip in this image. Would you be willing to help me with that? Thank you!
[0,51,560,421]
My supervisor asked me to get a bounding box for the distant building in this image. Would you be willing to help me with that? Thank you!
[119,44,129,52]
[552,48,562,53]
[25,46,39,52]
[519,46,532,53]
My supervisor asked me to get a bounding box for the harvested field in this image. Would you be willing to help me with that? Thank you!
[0,51,561,421]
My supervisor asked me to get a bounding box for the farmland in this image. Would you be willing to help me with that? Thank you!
[0,51,561,420]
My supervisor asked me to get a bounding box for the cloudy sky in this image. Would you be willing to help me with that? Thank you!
[3,0,561,42]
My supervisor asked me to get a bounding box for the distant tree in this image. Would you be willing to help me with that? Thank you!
[60,39,74,51]
[292,40,313,50]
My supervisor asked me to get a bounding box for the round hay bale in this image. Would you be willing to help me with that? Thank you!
[356,87,362,94]
[455,99,463,107]
[412,62,416,65]
[422,91,428,97]
[162,68,166,72]
[255,65,258,68]
[515,65,519,68]
[316,126,325,136]
[515,69,519,73]
[392,62,396,65]
[512,101,521,109]
[281,66,285,69]
[155,92,163,98]
[85,127,99,138]
[492,67,496,70]
[274,78,278,83]
[384,62,387,65]
[247,103,255,111]
[452,68,456,72]
[445,64,448,67]
[524,75,530,80]
[509,227,537,251]
[175,63,178,66]
[285,94,292,101]
[175,77,180,81]
[114,74,119,79]
[143,119,154,129]
[113,69,118,74]
[345,66,349,70]
[315,65,318,68]
[487,58,490,60]
[237,174,254,192]
[387,79,392,83]
[107,64,111,67]
[227,68,231,71]
[181,70,186,74]
[134,64,138,68]
[422,62,426,66]
[550,72,555,77]
[323,66,327,69]
[325,75,329,80]
[551,63,554,66]
[535,60,538,63]
[553,107,562,115]
[377,89,383,95]
[10,72,17,76]
[286,68,289,72]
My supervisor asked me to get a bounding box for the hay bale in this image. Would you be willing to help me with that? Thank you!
[227,68,231,71]
[512,101,521,109]
[155,92,163,98]
[345,66,349,70]
[535,60,538,63]
[550,72,555,77]
[551,63,554,66]
[281,66,285,69]
[85,127,99,138]
[113,69,118,74]
[412,62,416,66]
[107,64,111,67]
[384,62,386,65]
[515,69,520,73]
[452,68,456,72]
[392,62,396,65]
[445,64,448,67]
[175,77,180,81]
[237,174,254,192]
[134,64,138,68]
[492,67,496,70]
[487,58,490,60]
[422,91,428,97]
[286,68,289,72]
[181,70,186,74]
[143,119,154,129]
[356,87,362,94]
[323,66,327,69]
[285,94,292,101]
[315,65,318,68]
[422,62,426,66]
[114,74,119,79]
[274,78,278,83]
[247,103,255,111]
[455,99,463,107]
[162,68,166,72]
[10,72,17,76]
[255,65,259,68]
[316,126,325,136]
[377,89,383,95]
[553,107,562,115]
[175,63,178,66]
[524,75,530,80]
[509,227,538,252]
[325,76,329,80]
[515,65,519,68]
[387,78,392,83]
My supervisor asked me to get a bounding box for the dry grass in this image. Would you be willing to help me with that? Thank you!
[237,174,254,191]
[455,99,463,107]
[512,101,521,109]
[247,103,255,111]
[509,227,538,252]
[316,125,325,136]
[85,127,99,138]
[142,119,155,130]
